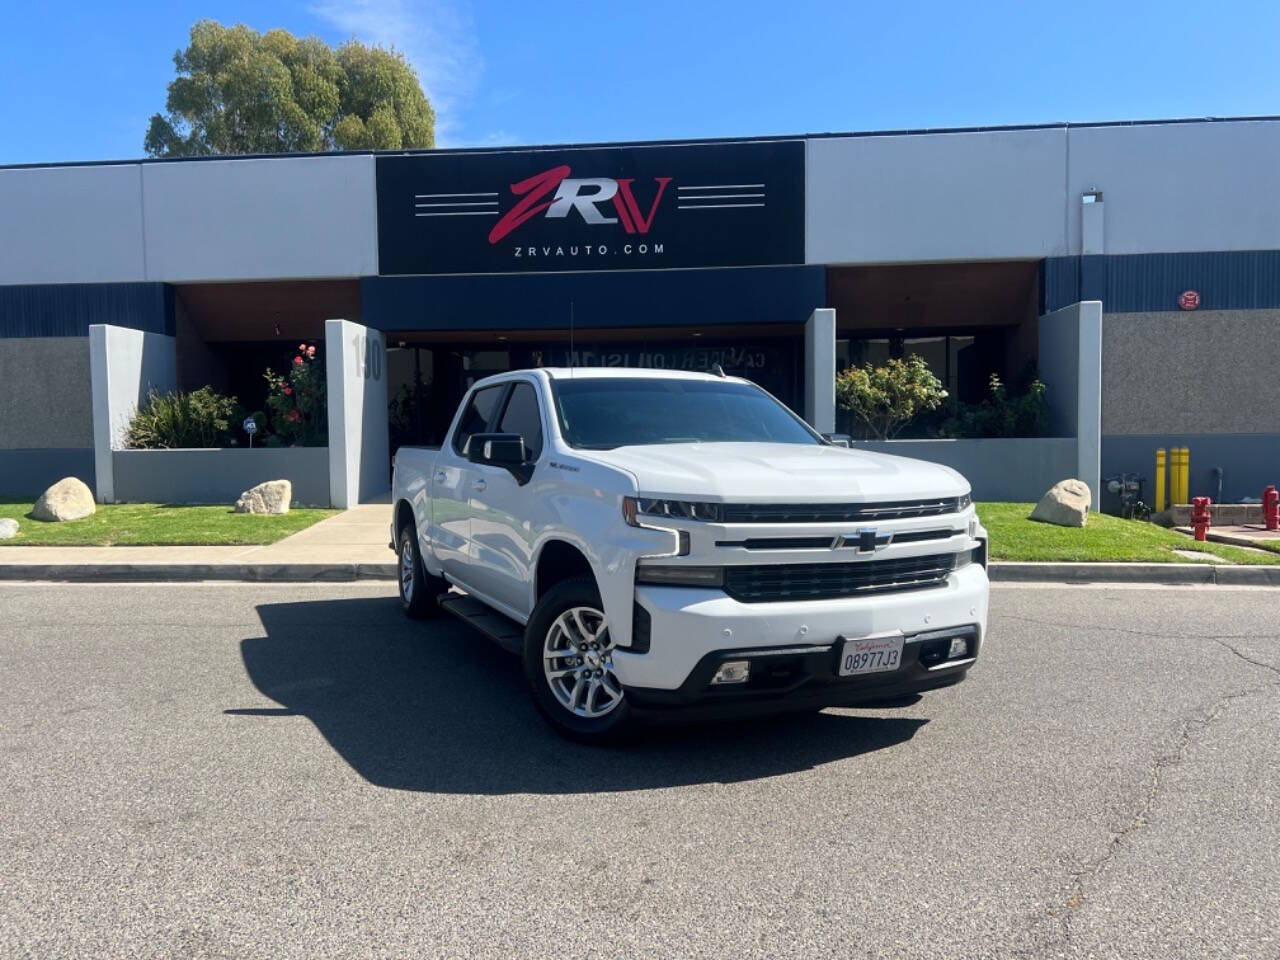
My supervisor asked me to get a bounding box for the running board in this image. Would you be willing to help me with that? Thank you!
[438,594,525,655]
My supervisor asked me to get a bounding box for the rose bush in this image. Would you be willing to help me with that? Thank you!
[264,343,327,446]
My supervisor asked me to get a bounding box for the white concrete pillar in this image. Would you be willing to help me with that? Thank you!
[804,308,836,433]
[326,318,390,509]
[89,324,177,503]
[1076,301,1103,510]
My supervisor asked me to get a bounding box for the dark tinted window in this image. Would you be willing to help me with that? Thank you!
[497,382,543,460]
[552,378,820,449]
[453,385,504,454]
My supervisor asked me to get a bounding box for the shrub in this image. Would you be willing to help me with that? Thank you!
[124,387,241,449]
[942,374,1049,438]
[835,355,949,440]
[264,343,327,446]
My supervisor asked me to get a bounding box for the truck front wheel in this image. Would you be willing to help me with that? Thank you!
[398,526,446,619]
[524,577,632,744]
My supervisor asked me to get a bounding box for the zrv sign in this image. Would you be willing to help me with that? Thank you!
[375,140,804,275]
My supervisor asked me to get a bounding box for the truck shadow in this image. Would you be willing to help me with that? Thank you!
[230,595,928,795]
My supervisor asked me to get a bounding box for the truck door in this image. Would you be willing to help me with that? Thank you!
[467,379,544,617]
[430,383,505,586]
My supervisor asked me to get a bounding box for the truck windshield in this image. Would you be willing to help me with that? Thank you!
[551,378,822,449]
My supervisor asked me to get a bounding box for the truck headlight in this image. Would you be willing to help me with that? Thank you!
[623,497,722,525]
[958,492,973,511]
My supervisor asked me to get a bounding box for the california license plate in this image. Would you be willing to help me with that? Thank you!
[837,632,905,676]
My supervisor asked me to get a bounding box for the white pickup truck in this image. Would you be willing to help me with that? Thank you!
[391,367,989,743]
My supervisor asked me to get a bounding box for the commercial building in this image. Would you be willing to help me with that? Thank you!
[2,117,1278,507]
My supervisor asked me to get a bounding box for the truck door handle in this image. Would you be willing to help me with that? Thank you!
[472,478,487,491]
[435,471,446,483]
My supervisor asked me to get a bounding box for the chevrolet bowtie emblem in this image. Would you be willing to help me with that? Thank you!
[834,528,893,553]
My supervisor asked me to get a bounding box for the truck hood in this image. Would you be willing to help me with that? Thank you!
[581,442,970,503]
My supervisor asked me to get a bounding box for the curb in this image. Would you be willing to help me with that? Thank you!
[0,560,1276,586]
[0,562,398,583]
[988,562,1280,586]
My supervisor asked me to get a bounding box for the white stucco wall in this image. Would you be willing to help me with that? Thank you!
[1066,120,1280,255]
[806,128,1069,264]
[326,318,390,508]
[89,324,178,502]
[4,119,1280,287]
[0,165,147,283]
[141,155,378,282]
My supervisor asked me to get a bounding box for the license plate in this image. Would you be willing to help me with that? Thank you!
[837,632,905,676]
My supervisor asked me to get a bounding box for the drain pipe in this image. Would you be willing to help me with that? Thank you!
[1212,467,1223,505]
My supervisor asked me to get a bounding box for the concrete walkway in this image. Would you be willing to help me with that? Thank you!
[3,504,1280,584]
[0,504,396,581]
[1175,523,1280,550]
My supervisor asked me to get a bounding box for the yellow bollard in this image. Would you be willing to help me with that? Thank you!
[1155,448,1167,513]
[1181,446,1191,504]
[1172,448,1182,505]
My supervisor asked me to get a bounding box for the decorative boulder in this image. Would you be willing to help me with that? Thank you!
[0,518,18,540]
[31,477,96,522]
[1030,479,1091,527]
[234,480,292,515]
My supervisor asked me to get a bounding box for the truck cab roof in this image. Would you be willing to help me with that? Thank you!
[476,367,743,387]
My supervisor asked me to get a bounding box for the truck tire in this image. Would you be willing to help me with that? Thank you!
[524,577,632,744]
[398,525,446,619]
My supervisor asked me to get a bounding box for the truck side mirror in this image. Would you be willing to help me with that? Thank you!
[467,432,526,466]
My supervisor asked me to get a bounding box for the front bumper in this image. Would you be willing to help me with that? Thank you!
[612,563,989,707]
[624,625,978,720]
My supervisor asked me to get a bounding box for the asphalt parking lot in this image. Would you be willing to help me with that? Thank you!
[2,581,1277,959]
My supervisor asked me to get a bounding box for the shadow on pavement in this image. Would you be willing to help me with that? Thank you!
[231,595,928,794]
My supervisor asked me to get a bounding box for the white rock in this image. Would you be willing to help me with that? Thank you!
[31,477,96,522]
[0,518,18,540]
[1029,479,1091,527]
[234,480,292,515]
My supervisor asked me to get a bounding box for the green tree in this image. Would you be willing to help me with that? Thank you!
[835,355,949,440]
[144,20,434,157]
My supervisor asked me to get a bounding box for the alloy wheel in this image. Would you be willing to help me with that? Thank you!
[542,606,623,718]
[400,539,415,603]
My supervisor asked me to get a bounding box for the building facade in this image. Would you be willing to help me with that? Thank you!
[2,117,1278,507]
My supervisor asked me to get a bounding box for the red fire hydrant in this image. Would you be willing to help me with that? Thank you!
[1264,485,1280,531]
[1192,496,1212,542]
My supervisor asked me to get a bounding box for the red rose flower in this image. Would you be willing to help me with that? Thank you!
[293,356,303,365]
[299,343,307,351]
[287,409,302,422]
[306,346,316,358]
[283,386,293,396]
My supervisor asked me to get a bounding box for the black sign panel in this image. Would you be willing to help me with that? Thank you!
[376,140,804,275]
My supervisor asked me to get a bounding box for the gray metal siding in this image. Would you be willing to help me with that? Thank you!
[1043,251,1280,314]
[0,283,173,338]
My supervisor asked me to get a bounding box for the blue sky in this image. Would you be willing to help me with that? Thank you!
[1,0,1278,163]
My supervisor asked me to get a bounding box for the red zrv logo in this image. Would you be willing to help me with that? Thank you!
[487,165,672,245]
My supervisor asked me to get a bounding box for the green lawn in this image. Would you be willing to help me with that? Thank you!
[977,502,1280,565]
[0,500,335,546]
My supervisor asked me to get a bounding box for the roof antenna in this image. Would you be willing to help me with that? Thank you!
[712,362,726,377]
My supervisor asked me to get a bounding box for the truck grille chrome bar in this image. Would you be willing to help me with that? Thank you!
[723,554,957,603]
[720,498,961,524]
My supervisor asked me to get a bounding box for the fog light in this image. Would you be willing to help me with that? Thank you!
[948,638,969,659]
[711,660,750,685]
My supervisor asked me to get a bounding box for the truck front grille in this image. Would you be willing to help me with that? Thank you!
[723,554,957,603]
[720,498,961,524]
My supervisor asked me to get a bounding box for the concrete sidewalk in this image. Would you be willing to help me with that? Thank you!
[3,504,1279,584]
[0,503,396,582]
